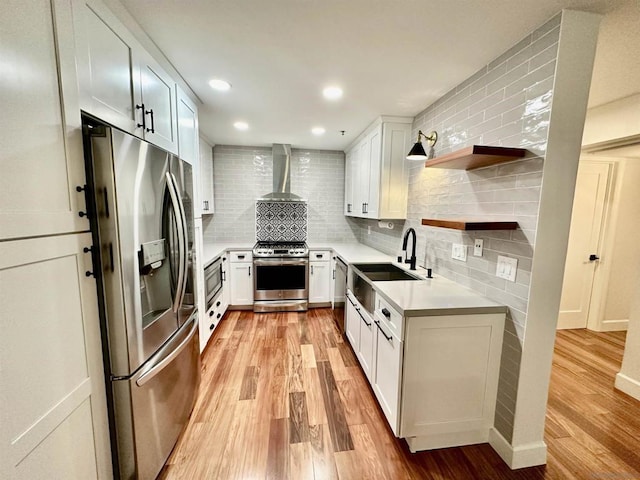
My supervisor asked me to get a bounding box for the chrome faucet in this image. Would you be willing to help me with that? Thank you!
[402,228,417,271]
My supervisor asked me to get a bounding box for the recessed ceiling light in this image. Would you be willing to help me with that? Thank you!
[234,121,249,131]
[322,86,343,100]
[209,79,231,91]
[311,127,326,136]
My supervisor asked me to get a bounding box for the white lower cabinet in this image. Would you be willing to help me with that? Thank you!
[400,312,505,452]
[371,314,403,435]
[221,254,230,312]
[229,251,253,307]
[309,250,332,305]
[345,286,505,451]
[0,234,112,479]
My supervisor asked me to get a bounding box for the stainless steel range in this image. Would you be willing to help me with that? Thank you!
[253,241,309,312]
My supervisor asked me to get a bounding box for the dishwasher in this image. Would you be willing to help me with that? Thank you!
[332,256,348,333]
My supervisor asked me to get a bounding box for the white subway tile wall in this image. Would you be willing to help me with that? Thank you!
[359,13,561,442]
[203,146,360,244]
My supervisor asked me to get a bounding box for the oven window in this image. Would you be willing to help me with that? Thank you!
[255,265,306,291]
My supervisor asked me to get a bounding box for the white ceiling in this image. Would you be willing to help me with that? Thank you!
[119,0,636,150]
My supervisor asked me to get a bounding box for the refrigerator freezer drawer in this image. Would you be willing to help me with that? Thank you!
[112,315,200,480]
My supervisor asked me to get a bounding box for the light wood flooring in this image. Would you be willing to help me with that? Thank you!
[159,309,640,479]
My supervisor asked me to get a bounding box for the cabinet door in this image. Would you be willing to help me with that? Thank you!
[1,0,89,240]
[176,87,198,165]
[73,0,143,136]
[193,219,208,352]
[199,138,215,214]
[139,54,177,154]
[365,126,382,218]
[0,233,112,479]
[309,261,331,303]
[357,309,376,382]
[372,320,403,435]
[230,262,253,305]
[356,139,370,216]
[344,150,354,215]
[345,293,360,350]
[379,123,412,219]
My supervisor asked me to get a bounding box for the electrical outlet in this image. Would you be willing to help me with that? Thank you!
[451,243,467,262]
[496,255,518,282]
[474,239,484,257]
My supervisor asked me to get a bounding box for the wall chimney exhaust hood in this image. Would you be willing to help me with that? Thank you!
[258,144,306,202]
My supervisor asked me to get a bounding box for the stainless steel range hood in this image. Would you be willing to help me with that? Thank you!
[258,144,306,202]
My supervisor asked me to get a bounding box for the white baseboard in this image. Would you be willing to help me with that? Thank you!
[488,428,547,469]
[598,319,628,332]
[615,372,640,400]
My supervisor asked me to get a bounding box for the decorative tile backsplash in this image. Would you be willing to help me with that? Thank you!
[256,201,308,242]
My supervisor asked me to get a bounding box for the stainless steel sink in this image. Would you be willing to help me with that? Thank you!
[352,263,422,282]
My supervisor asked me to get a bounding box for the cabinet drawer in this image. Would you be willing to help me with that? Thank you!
[229,250,252,262]
[375,295,404,340]
[309,250,331,261]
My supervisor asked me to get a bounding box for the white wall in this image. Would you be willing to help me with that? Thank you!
[603,160,640,324]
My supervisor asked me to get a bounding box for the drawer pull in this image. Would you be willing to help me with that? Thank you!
[209,311,214,317]
[237,254,245,259]
[375,320,393,342]
[210,323,215,330]
[381,308,391,318]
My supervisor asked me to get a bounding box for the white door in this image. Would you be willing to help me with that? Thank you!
[357,310,376,382]
[139,54,177,154]
[0,234,111,478]
[1,0,89,240]
[230,263,253,305]
[558,161,612,329]
[309,261,331,303]
[365,126,382,218]
[345,293,360,349]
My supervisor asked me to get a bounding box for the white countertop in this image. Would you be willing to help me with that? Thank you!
[370,271,507,317]
[202,242,252,267]
[201,239,505,316]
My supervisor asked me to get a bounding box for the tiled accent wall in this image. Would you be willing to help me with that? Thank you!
[256,201,307,242]
[203,146,360,244]
[360,14,561,442]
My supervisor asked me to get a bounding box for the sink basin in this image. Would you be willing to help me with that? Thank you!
[352,263,421,282]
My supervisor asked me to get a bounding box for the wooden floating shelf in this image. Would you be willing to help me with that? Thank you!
[421,219,519,231]
[425,145,527,170]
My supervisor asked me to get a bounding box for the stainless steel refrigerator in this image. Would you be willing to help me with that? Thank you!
[83,121,200,480]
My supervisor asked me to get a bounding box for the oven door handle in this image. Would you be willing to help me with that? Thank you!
[253,258,308,266]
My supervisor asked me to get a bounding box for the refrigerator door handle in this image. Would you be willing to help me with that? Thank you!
[169,171,189,309]
[165,172,186,312]
[136,315,198,387]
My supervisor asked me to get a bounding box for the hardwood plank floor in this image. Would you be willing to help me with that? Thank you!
[159,309,640,479]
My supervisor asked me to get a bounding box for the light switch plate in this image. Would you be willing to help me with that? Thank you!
[452,243,467,262]
[496,255,518,282]
[474,239,484,257]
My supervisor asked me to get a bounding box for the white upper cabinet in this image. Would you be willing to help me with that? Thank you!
[138,53,177,153]
[176,87,199,165]
[199,138,215,215]
[344,117,413,220]
[73,0,141,134]
[73,0,178,154]
[0,0,88,241]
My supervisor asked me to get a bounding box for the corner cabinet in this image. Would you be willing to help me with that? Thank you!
[344,117,413,219]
